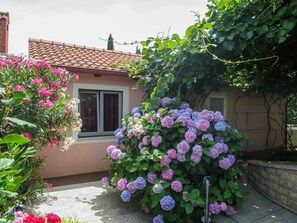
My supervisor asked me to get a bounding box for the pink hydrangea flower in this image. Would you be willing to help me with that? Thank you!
[117,178,127,191]
[161,116,174,128]
[160,156,171,167]
[142,135,149,145]
[162,168,174,180]
[171,180,183,192]
[101,177,109,185]
[225,205,236,216]
[111,149,124,160]
[151,135,162,147]
[220,202,227,211]
[209,202,221,215]
[167,149,177,159]
[185,130,197,143]
[195,119,210,132]
[127,181,137,193]
[14,85,26,92]
[177,140,190,155]
[106,145,116,156]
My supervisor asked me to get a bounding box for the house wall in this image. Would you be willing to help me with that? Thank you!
[38,72,143,178]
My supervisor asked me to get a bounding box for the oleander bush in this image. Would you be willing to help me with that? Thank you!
[103,97,249,223]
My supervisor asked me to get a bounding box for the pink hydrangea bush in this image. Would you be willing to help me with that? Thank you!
[103,97,249,222]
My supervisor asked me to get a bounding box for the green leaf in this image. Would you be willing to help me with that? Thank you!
[282,19,296,32]
[235,191,243,198]
[5,117,36,128]
[224,190,232,199]
[219,179,227,189]
[0,158,14,171]
[0,134,30,145]
[151,199,159,208]
[222,41,235,51]
[178,128,185,134]
[185,202,194,214]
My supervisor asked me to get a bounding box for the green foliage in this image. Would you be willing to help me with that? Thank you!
[107,33,115,50]
[125,0,297,108]
[61,217,85,223]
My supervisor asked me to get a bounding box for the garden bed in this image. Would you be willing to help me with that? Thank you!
[247,160,297,214]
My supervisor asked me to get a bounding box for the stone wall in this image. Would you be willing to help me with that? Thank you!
[247,160,297,214]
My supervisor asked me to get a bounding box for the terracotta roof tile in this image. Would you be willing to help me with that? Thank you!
[28,38,142,74]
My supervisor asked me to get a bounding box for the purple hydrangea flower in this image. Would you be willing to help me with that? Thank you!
[151,135,162,147]
[227,154,236,165]
[162,168,174,180]
[101,177,109,185]
[161,97,171,106]
[190,153,202,164]
[195,119,210,132]
[215,136,224,143]
[198,109,214,121]
[202,133,214,141]
[152,183,163,193]
[219,157,232,170]
[153,214,164,223]
[214,121,228,131]
[185,130,197,143]
[120,190,131,202]
[176,116,189,126]
[140,147,149,155]
[138,142,143,149]
[160,156,171,167]
[161,116,174,128]
[160,195,175,211]
[106,145,116,156]
[209,147,220,159]
[131,106,142,115]
[220,202,228,211]
[127,181,137,193]
[177,140,190,155]
[225,205,236,216]
[142,135,149,145]
[168,109,179,119]
[111,149,125,160]
[117,178,127,191]
[213,111,224,122]
[209,202,221,215]
[180,103,190,109]
[147,172,157,184]
[167,149,177,159]
[192,111,199,120]
[133,112,141,119]
[192,145,203,156]
[171,180,183,192]
[176,153,186,162]
[135,176,147,189]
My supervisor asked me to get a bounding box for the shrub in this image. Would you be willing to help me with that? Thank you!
[103,97,249,222]
[0,56,80,217]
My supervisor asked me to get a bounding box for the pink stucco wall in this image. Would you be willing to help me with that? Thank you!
[39,80,286,178]
[38,72,143,178]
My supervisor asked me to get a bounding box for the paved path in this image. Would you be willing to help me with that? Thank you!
[31,181,297,223]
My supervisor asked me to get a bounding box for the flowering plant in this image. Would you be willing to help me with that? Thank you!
[0,56,81,151]
[12,211,61,223]
[103,97,249,222]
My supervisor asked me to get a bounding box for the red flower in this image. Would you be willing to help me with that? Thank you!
[46,213,61,223]
[24,215,45,223]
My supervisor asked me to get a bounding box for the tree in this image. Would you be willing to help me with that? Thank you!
[107,33,114,50]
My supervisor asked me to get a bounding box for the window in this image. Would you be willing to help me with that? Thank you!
[79,90,123,137]
[205,94,227,117]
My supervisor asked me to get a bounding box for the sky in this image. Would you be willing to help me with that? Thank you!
[1,0,208,56]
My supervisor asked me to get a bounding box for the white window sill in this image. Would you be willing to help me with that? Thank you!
[74,135,116,144]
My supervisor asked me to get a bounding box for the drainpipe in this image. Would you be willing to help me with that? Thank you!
[203,176,211,223]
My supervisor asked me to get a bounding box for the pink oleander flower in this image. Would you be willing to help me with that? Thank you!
[162,168,174,180]
[44,99,54,108]
[51,81,60,90]
[167,149,177,159]
[185,130,197,143]
[117,178,127,191]
[209,202,221,215]
[225,205,236,216]
[147,172,157,183]
[38,88,51,97]
[52,94,59,101]
[32,78,43,85]
[37,61,51,69]
[53,68,63,77]
[160,156,171,167]
[195,119,210,132]
[73,74,79,82]
[23,98,30,104]
[101,177,109,185]
[21,132,32,140]
[44,182,53,189]
[65,103,71,114]
[171,180,183,192]
[39,100,44,106]
[14,85,26,92]
[161,116,174,128]
[151,135,162,147]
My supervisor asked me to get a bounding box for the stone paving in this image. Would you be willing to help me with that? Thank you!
[31,181,297,223]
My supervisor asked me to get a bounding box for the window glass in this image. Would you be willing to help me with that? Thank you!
[80,92,98,132]
[103,93,119,131]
